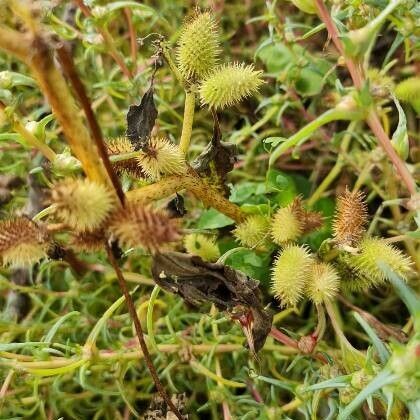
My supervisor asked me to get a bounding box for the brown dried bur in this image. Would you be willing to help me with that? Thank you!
[106,136,145,178]
[109,202,181,253]
[151,252,273,354]
[333,188,368,247]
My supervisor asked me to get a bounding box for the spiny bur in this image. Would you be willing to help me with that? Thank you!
[51,178,115,232]
[271,245,313,307]
[289,0,316,14]
[184,233,220,262]
[199,63,264,109]
[306,262,340,304]
[109,202,181,253]
[106,136,144,178]
[348,237,413,287]
[137,137,186,181]
[0,218,49,267]
[233,214,270,249]
[271,198,304,245]
[71,229,106,252]
[333,189,368,247]
[394,77,420,105]
[177,12,220,81]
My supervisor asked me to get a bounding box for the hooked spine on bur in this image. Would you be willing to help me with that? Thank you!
[106,136,144,178]
[346,237,413,287]
[51,178,116,232]
[333,188,368,247]
[176,11,220,81]
[271,244,313,307]
[233,214,271,249]
[109,202,181,253]
[0,217,49,267]
[199,63,264,110]
[183,233,220,262]
[136,137,186,181]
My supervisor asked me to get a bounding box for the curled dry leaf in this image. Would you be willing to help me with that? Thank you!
[151,252,272,353]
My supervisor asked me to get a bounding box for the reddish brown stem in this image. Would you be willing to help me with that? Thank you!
[56,44,125,205]
[269,327,298,349]
[74,0,133,79]
[314,0,416,196]
[105,244,183,419]
[123,8,137,67]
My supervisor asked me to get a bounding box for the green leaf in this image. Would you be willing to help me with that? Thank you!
[196,208,234,229]
[391,96,409,160]
[265,169,296,194]
[353,312,390,364]
[256,42,294,74]
[224,248,271,284]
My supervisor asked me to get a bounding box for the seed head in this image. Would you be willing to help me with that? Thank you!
[301,210,323,234]
[306,262,340,304]
[51,178,115,232]
[271,198,304,245]
[333,189,368,247]
[199,63,264,109]
[233,214,270,249]
[71,229,106,252]
[109,202,181,253]
[0,218,49,267]
[348,237,413,287]
[271,245,313,307]
[177,12,220,81]
[289,0,317,14]
[137,137,186,181]
[395,77,420,104]
[106,136,144,178]
[184,233,220,262]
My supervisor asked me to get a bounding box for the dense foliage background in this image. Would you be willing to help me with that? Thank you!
[0,0,418,419]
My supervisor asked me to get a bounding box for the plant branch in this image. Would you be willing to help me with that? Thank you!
[56,43,125,205]
[179,90,195,154]
[73,0,133,79]
[314,0,417,195]
[0,101,57,162]
[269,107,360,165]
[105,244,183,420]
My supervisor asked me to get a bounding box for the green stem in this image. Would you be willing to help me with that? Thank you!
[179,90,195,154]
[269,108,359,166]
[146,285,161,354]
[32,204,57,222]
[307,121,357,207]
[160,41,184,86]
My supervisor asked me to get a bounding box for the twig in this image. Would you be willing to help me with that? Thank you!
[123,8,137,68]
[73,0,133,79]
[337,295,407,342]
[56,43,125,205]
[314,0,416,196]
[105,244,183,420]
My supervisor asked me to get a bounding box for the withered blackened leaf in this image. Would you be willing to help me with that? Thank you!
[192,112,237,194]
[126,86,158,150]
[166,194,186,218]
[151,252,272,352]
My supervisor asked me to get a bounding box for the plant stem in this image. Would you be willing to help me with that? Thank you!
[105,244,183,420]
[179,90,195,154]
[0,102,57,162]
[269,108,359,166]
[314,0,417,196]
[74,0,133,79]
[127,170,246,223]
[56,44,125,205]
[307,121,356,206]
